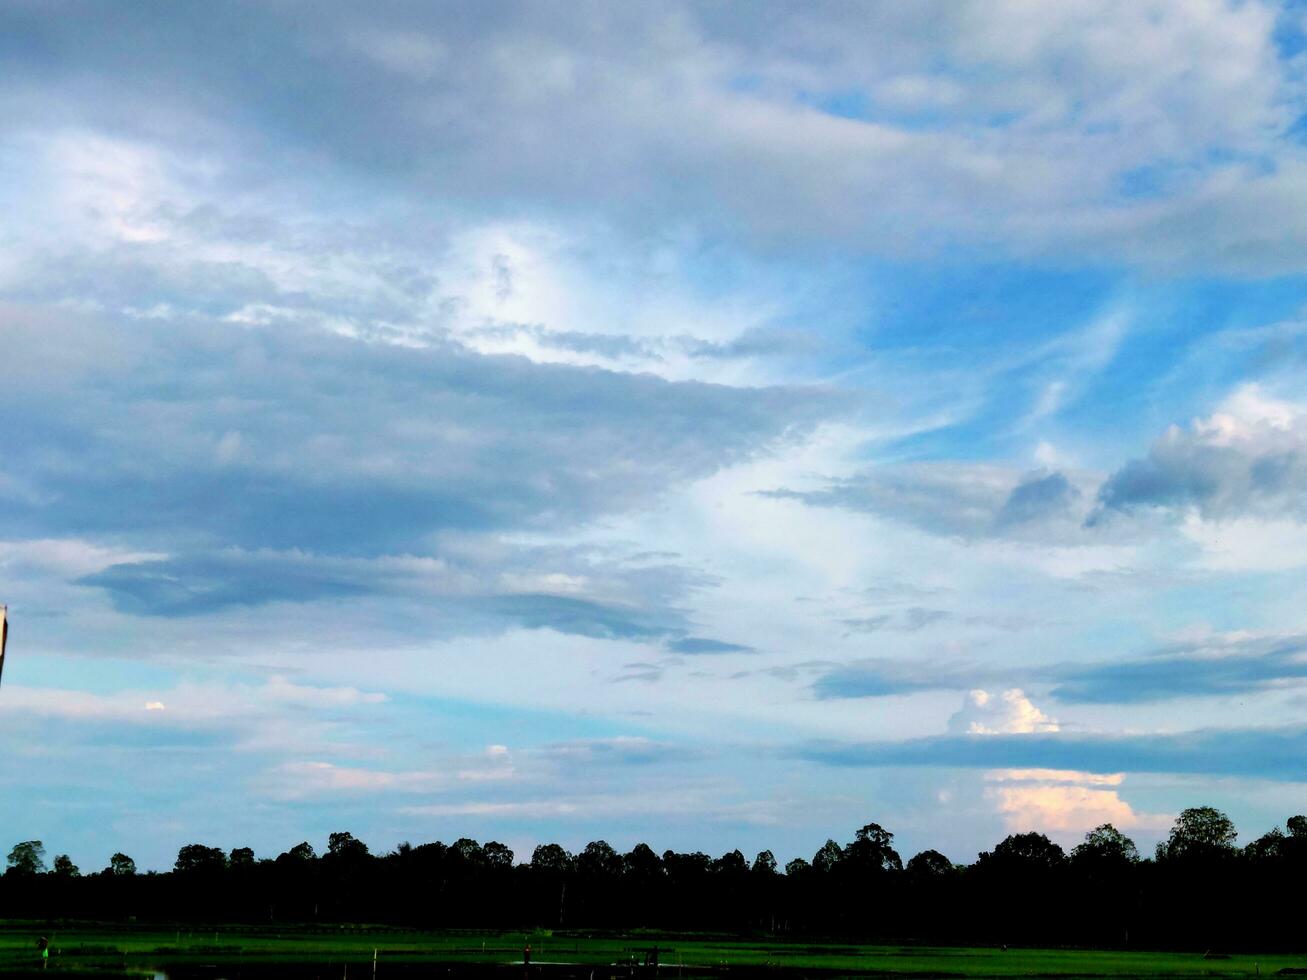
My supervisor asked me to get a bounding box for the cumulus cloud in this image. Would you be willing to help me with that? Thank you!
[948,689,1059,735]
[780,383,1307,548]
[984,769,1169,837]
[1094,385,1307,522]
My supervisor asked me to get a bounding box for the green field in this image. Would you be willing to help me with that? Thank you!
[0,925,1304,979]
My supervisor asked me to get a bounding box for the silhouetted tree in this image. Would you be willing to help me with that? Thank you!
[175,844,227,874]
[1245,827,1285,863]
[1157,806,1237,862]
[6,841,45,876]
[326,832,369,862]
[623,843,662,879]
[905,849,953,877]
[1072,824,1139,869]
[979,832,1065,870]
[845,822,902,872]
[277,841,316,864]
[229,847,256,868]
[577,840,622,877]
[713,849,749,875]
[482,841,514,869]
[663,850,711,882]
[451,838,485,867]
[531,843,573,873]
[812,839,843,873]
[9,808,1307,949]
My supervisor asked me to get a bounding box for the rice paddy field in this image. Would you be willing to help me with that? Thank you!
[0,926,1305,980]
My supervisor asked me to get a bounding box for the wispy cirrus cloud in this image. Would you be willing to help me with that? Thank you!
[764,463,1104,542]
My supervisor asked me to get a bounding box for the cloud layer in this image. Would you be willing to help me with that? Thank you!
[7,0,1307,870]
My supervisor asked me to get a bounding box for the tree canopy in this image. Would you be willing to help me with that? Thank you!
[5,807,1307,951]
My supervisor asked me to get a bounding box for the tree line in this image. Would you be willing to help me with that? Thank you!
[3,807,1307,950]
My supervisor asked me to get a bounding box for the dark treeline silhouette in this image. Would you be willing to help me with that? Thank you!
[4,808,1307,951]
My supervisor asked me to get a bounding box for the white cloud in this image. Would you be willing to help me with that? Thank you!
[1096,383,1307,522]
[0,677,387,740]
[260,761,446,800]
[949,689,1059,735]
[984,768,1170,839]
[1182,514,1307,571]
[990,768,1123,786]
[0,538,164,577]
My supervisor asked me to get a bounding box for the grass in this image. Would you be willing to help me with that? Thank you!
[0,924,1304,979]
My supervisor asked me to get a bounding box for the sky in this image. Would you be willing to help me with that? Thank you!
[5,0,1307,873]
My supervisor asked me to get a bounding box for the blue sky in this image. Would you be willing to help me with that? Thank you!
[6,0,1307,871]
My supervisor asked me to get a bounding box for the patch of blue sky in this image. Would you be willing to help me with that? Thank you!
[379,691,643,752]
[854,259,1119,353]
[1116,149,1277,201]
[6,653,187,695]
[1060,279,1307,434]
[794,85,1023,133]
[800,89,871,123]
[1272,0,1307,60]
[864,267,1307,465]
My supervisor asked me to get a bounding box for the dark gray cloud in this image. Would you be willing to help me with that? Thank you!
[1,1,1298,269]
[1,306,839,641]
[996,471,1080,527]
[841,607,950,633]
[1050,633,1307,704]
[78,548,697,641]
[542,736,702,767]
[476,594,674,642]
[766,465,1092,541]
[666,637,755,655]
[801,725,1307,781]
[80,554,370,616]
[2,310,834,550]
[1092,406,1307,523]
[810,632,1307,705]
[678,327,825,361]
[812,658,982,699]
[769,406,1307,537]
